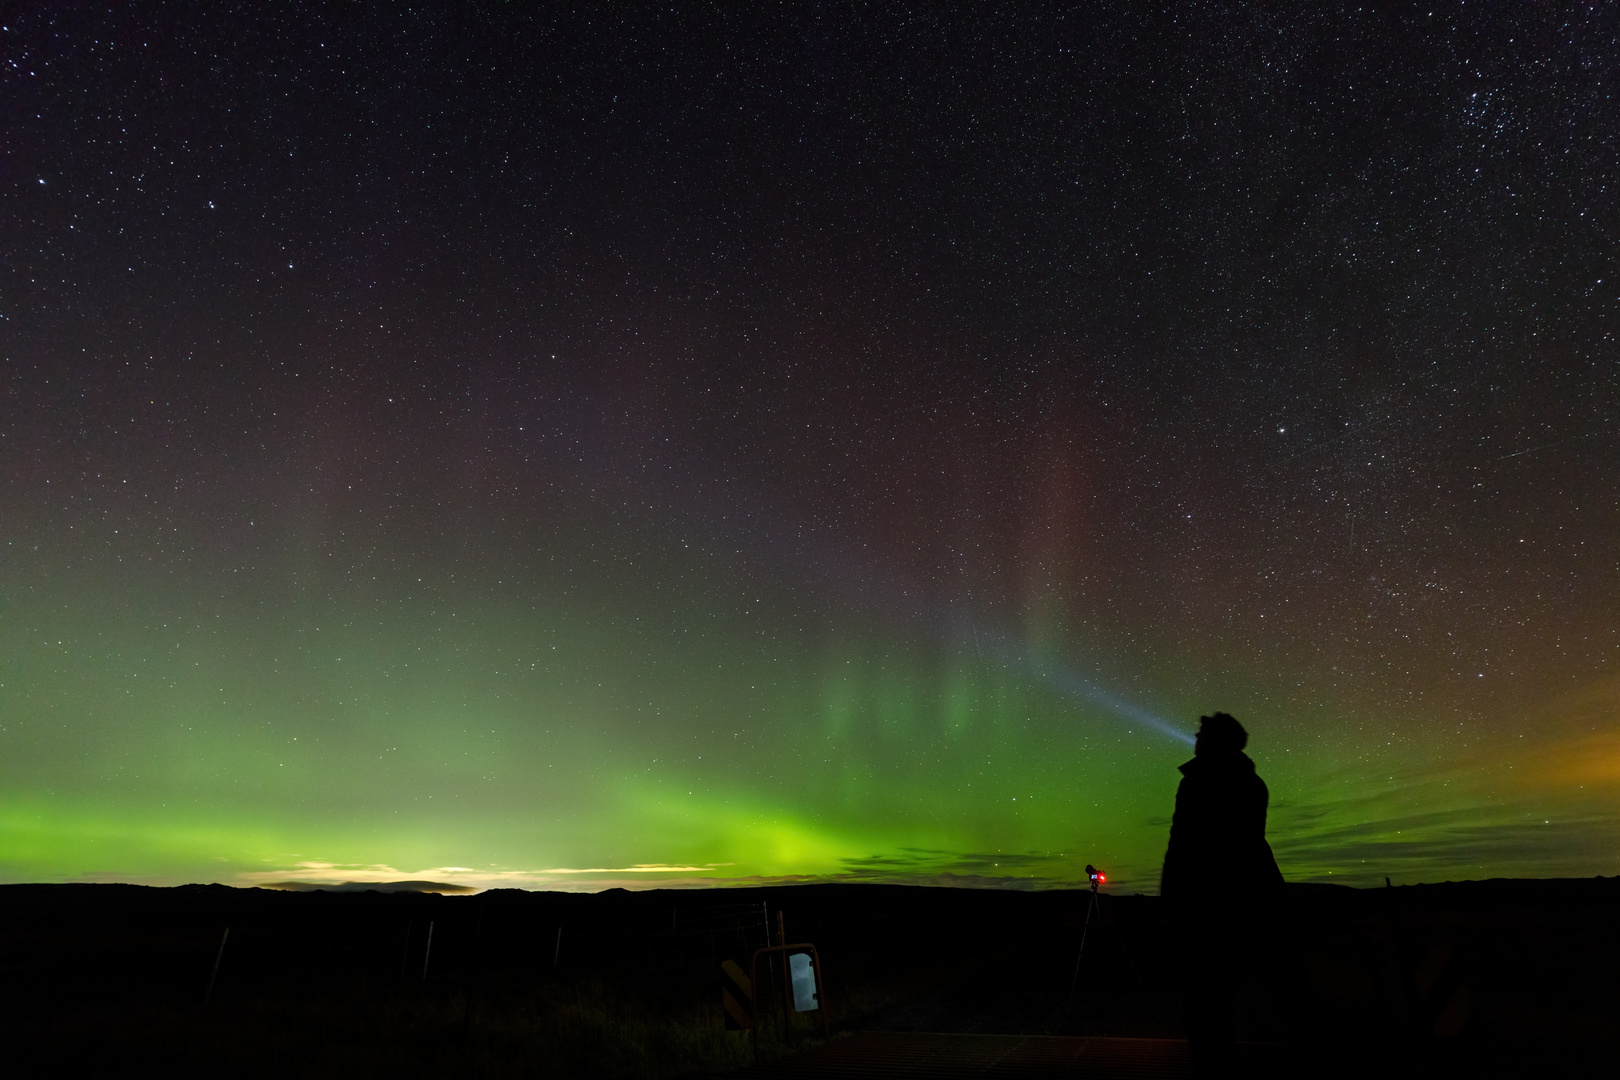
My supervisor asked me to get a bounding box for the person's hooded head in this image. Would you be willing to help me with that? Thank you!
[1194,711,1247,758]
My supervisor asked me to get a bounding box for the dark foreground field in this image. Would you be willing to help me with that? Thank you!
[2,877,1615,1077]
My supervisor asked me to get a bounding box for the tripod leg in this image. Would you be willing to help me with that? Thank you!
[1110,914,1151,994]
[1068,889,1098,1001]
[1096,894,1165,1028]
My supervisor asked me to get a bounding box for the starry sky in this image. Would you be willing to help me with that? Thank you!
[2,4,1617,893]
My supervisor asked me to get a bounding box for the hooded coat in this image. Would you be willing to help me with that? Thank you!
[1160,749,1284,903]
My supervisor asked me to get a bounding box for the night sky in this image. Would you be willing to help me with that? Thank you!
[3,4,1616,894]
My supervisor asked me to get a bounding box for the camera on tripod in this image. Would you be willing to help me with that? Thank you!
[1071,861,1147,1003]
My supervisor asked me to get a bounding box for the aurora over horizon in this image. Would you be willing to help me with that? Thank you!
[3,5,1617,895]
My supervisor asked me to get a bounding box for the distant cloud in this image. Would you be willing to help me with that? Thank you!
[236,861,739,894]
[234,851,1096,894]
[1271,809,1620,883]
[1247,674,1620,885]
[835,848,1077,888]
[262,880,476,894]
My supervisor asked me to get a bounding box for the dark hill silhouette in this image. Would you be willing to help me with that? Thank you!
[0,877,1613,1077]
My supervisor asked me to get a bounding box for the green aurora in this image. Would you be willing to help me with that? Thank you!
[3,508,1615,892]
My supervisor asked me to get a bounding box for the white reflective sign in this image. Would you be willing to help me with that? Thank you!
[789,952,818,1012]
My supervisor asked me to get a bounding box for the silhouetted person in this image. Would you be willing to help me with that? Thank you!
[1161,712,1284,1077]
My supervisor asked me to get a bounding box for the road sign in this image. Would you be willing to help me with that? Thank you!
[721,958,754,1030]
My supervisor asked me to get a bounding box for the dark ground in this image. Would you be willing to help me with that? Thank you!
[1,878,1615,1077]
